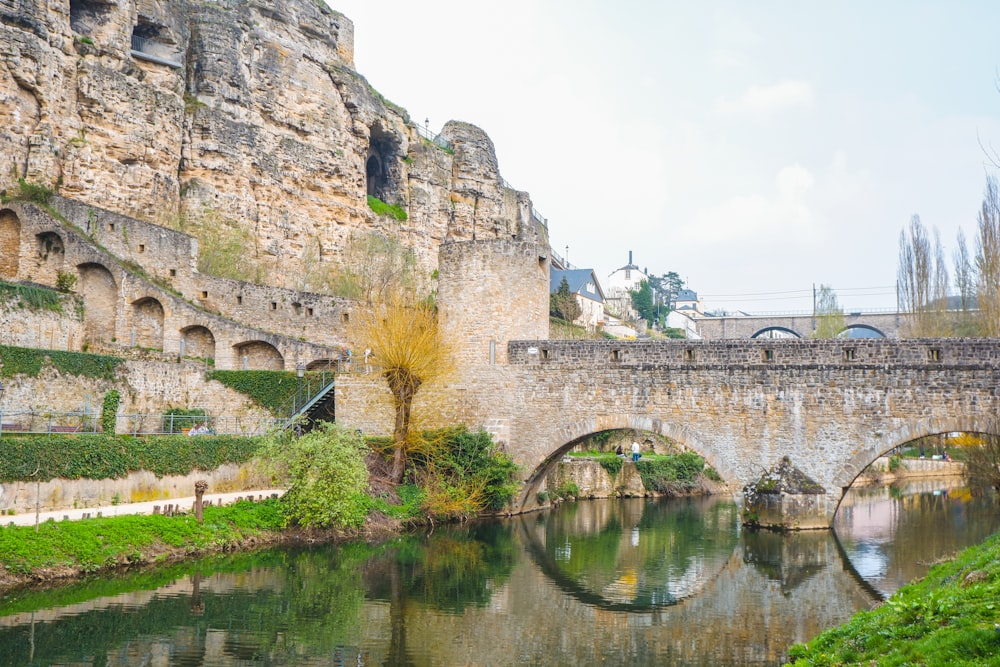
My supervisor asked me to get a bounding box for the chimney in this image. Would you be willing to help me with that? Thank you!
[628,250,633,265]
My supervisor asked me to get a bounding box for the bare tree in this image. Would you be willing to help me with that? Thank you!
[334,231,418,304]
[897,215,950,336]
[975,176,1000,336]
[952,228,979,335]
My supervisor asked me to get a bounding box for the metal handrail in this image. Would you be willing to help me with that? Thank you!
[414,123,452,151]
[274,370,336,420]
[0,410,285,436]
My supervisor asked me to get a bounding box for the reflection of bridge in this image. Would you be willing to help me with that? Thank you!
[693,311,902,339]
[339,239,1000,528]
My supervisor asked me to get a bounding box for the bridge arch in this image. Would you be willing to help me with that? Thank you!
[517,413,736,513]
[750,326,802,339]
[831,414,1000,518]
[839,324,886,338]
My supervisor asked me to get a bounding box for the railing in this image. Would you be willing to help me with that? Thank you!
[130,34,182,68]
[0,410,283,436]
[274,370,336,421]
[414,123,452,151]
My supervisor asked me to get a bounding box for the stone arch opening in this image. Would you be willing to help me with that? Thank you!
[365,124,403,202]
[77,262,117,344]
[517,415,731,514]
[839,324,886,339]
[233,340,284,370]
[34,231,65,284]
[306,358,337,371]
[831,417,1000,520]
[180,325,215,362]
[750,326,802,339]
[0,209,20,279]
[130,296,165,350]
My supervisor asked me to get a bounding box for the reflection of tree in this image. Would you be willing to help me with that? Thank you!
[365,523,517,613]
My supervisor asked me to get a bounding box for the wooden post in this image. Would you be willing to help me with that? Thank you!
[194,480,208,523]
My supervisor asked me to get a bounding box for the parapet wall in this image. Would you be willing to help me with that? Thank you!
[508,338,1000,368]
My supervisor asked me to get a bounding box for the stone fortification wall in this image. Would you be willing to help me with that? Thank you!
[3,201,339,368]
[438,239,550,368]
[1,0,548,288]
[49,197,355,348]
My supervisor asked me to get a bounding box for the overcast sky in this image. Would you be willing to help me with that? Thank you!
[328,1,1000,313]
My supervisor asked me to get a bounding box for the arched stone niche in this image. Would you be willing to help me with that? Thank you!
[131,296,165,350]
[0,209,21,279]
[180,325,216,362]
[77,262,117,344]
[34,231,66,285]
[233,340,284,370]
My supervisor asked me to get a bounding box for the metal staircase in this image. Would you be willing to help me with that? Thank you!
[279,371,337,430]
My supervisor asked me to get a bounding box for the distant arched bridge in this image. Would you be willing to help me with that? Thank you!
[692,312,902,339]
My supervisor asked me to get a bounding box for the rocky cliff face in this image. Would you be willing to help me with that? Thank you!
[0,0,547,287]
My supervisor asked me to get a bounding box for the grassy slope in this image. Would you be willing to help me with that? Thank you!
[0,500,284,589]
[786,529,1000,666]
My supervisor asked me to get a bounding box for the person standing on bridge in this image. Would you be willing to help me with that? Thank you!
[631,440,641,462]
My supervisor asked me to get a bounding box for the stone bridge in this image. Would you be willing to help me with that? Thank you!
[332,239,1000,528]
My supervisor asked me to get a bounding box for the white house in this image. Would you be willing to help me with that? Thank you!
[604,251,648,321]
[550,268,606,332]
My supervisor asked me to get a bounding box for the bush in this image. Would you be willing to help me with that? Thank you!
[367,195,408,221]
[258,422,370,529]
[635,452,706,494]
[0,434,261,482]
[407,426,520,516]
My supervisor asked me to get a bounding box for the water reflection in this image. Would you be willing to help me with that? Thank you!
[0,481,996,666]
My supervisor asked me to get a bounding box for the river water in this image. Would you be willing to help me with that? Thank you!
[0,479,997,666]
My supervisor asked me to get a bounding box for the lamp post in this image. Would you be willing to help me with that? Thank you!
[296,363,306,410]
[0,380,5,437]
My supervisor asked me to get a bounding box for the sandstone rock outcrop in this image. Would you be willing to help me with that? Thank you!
[1,0,548,287]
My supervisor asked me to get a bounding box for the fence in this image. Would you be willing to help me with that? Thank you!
[0,410,284,437]
[414,122,452,151]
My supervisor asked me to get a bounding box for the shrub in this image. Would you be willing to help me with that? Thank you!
[635,452,706,494]
[55,271,78,293]
[258,422,370,529]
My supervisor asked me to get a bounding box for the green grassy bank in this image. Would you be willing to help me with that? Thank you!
[0,500,287,590]
[786,529,1000,666]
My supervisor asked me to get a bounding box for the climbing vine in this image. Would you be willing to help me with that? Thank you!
[0,345,122,379]
[206,370,301,415]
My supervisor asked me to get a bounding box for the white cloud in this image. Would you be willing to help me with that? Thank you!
[677,164,815,244]
[715,81,815,116]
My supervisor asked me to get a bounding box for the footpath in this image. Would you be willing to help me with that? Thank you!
[4,489,286,528]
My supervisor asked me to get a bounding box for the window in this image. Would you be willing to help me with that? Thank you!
[107,223,115,231]
[541,348,550,360]
[306,307,314,316]
[169,269,176,277]
[137,244,145,253]
[843,348,856,361]
[270,302,278,311]
[342,312,350,323]
[928,348,941,362]
[685,349,695,362]
[611,349,623,362]
[236,295,243,305]
[762,349,774,362]
[200,291,208,299]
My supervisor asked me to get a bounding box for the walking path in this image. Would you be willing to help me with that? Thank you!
[3,489,285,527]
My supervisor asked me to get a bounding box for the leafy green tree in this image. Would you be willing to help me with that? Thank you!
[259,421,370,528]
[812,284,845,338]
[648,271,684,309]
[629,279,655,325]
[550,277,582,322]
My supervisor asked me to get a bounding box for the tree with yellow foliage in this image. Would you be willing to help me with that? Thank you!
[352,293,452,483]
